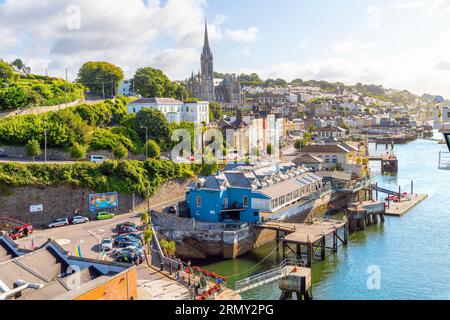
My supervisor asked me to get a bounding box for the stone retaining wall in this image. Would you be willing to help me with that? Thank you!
[0,178,191,228]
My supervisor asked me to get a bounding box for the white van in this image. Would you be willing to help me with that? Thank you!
[90,155,109,163]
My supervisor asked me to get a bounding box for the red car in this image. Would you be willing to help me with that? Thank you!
[9,224,33,240]
[117,225,139,235]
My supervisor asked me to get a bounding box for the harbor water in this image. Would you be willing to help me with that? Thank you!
[201,134,450,300]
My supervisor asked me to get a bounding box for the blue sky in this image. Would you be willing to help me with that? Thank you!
[1,0,450,96]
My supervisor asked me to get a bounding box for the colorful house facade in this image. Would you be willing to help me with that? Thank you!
[186,162,323,223]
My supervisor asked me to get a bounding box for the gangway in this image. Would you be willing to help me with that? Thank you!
[370,184,400,198]
[234,259,304,294]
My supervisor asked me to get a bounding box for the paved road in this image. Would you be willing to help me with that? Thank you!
[14,196,184,260]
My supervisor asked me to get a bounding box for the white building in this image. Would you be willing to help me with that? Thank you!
[127,98,209,124]
[118,80,133,96]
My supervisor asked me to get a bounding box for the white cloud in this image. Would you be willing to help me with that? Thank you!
[333,39,379,54]
[0,0,220,80]
[225,27,259,43]
[391,0,450,14]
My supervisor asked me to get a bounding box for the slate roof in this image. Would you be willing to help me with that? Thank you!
[130,98,183,105]
[293,154,324,164]
[300,144,351,154]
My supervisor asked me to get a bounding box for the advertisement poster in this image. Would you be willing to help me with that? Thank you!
[89,192,118,211]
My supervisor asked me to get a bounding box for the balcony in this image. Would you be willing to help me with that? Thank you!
[222,201,246,212]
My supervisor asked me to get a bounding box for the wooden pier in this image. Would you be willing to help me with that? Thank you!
[256,220,348,268]
[368,154,398,174]
[385,194,429,216]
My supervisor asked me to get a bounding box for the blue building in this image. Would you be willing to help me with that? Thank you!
[186,162,323,223]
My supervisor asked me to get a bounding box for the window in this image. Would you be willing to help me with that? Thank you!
[197,196,202,207]
[243,196,248,207]
[223,198,228,208]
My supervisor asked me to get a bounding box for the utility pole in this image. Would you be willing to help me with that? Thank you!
[102,78,105,99]
[65,68,68,108]
[44,128,47,163]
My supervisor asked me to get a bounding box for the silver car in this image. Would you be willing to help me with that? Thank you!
[101,237,113,251]
[48,218,69,228]
[71,216,89,224]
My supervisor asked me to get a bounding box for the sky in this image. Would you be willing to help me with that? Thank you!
[1,0,450,97]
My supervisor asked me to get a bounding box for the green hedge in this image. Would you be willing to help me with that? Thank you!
[0,160,205,197]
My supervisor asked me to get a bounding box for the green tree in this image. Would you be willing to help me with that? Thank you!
[69,143,87,160]
[0,85,30,110]
[160,239,177,274]
[209,101,223,121]
[143,226,153,257]
[141,212,149,227]
[294,140,304,150]
[11,59,25,70]
[113,144,128,159]
[133,67,177,98]
[135,108,171,147]
[145,139,161,159]
[25,139,42,161]
[77,61,124,98]
[0,60,15,81]
[267,144,274,156]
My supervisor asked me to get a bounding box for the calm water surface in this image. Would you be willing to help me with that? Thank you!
[201,133,450,300]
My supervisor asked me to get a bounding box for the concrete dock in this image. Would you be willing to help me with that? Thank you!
[385,194,428,216]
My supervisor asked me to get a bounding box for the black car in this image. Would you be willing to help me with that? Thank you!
[116,222,138,231]
[115,248,145,264]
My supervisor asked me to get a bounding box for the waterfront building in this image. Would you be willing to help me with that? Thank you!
[0,234,137,300]
[316,126,347,140]
[127,98,209,124]
[293,154,324,171]
[186,162,323,223]
[297,143,360,172]
[187,22,243,105]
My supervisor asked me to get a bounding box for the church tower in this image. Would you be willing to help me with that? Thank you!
[200,21,215,101]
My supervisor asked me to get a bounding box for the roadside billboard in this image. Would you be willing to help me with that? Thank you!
[89,192,119,212]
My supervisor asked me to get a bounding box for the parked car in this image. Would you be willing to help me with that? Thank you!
[125,232,143,242]
[100,237,113,252]
[114,234,142,247]
[116,222,138,230]
[48,218,69,228]
[96,212,115,220]
[117,225,139,235]
[70,216,89,224]
[115,247,145,264]
[90,155,109,163]
[9,224,33,240]
[168,206,178,215]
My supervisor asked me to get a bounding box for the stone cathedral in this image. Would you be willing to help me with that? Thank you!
[188,22,243,105]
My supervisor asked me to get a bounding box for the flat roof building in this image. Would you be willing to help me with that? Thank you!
[0,234,137,300]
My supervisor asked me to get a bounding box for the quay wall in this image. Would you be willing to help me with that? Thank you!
[152,190,357,260]
[0,178,191,228]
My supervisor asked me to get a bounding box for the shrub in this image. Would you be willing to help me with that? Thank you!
[69,143,87,160]
[145,139,161,159]
[25,139,42,159]
[113,144,128,159]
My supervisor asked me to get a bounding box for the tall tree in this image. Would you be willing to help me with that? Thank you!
[135,108,171,146]
[11,59,25,70]
[209,101,223,121]
[77,61,124,98]
[133,67,178,98]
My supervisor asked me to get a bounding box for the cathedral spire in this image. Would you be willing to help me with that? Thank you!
[202,20,211,56]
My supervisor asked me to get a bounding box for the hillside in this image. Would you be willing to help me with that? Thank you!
[0,66,85,111]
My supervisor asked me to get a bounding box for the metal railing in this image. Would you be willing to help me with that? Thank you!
[234,259,303,293]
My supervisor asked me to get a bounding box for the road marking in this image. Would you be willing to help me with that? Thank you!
[56,239,71,246]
